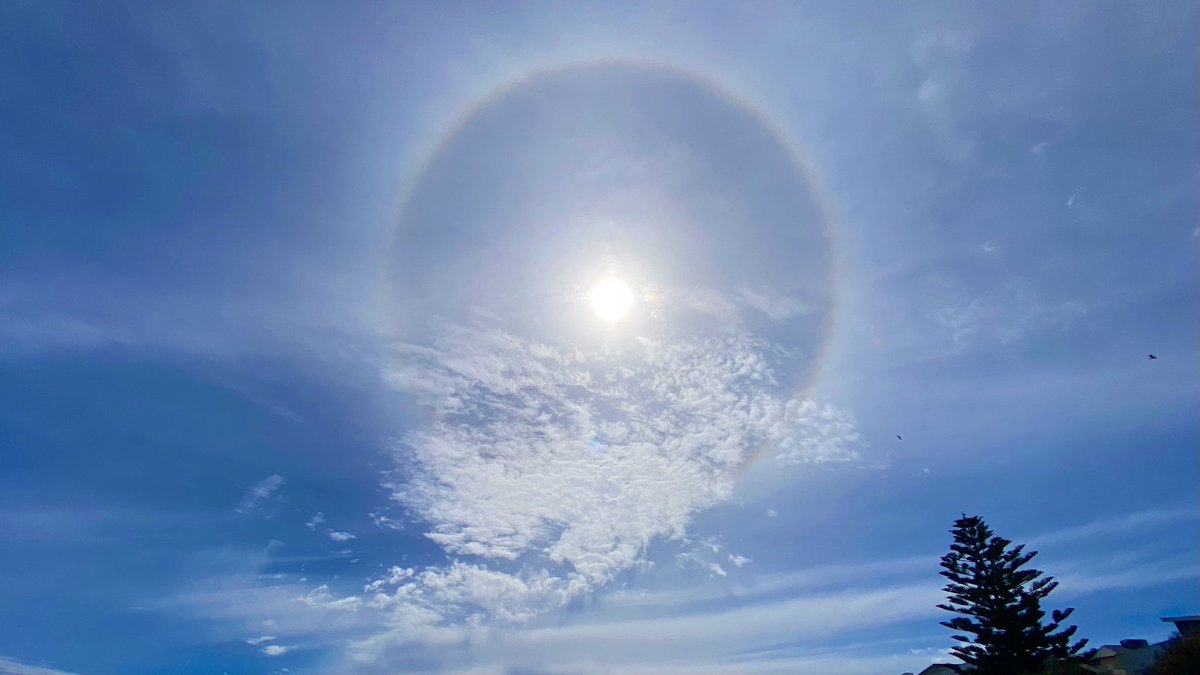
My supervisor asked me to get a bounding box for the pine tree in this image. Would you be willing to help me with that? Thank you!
[938,514,1092,675]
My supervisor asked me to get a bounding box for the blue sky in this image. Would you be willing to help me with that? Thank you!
[1,2,1197,674]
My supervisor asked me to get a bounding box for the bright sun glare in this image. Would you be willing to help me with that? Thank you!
[590,277,634,323]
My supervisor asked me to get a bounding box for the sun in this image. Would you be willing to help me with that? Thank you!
[589,277,634,323]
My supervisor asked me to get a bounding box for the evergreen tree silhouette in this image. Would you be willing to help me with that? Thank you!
[938,514,1092,674]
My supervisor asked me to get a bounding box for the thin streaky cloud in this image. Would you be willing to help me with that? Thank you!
[1026,506,1198,548]
[0,656,81,675]
[236,474,285,514]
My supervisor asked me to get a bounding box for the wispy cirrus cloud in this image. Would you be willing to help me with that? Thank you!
[673,286,813,325]
[922,276,1089,351]
[236,474,285,514]
[0,505,217,542]
[0,656,81,675]
[1026,505,1197,548]
[155,572,372,645]
[736,286,812,321]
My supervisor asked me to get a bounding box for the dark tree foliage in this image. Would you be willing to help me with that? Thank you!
[1149,634,1200,675]
[938,515,1092,675]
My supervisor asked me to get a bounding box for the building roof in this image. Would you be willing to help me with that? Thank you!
[916,665,962,675]
[1162,614,1200,636]
[1089,641,1168,674]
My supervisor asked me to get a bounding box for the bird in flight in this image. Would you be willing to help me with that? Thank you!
[896,434,903,441]
[1148,354,1158,360]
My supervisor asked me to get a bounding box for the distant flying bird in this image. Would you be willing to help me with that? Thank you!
[1148,354,1158,360]
[896,434,903,441]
